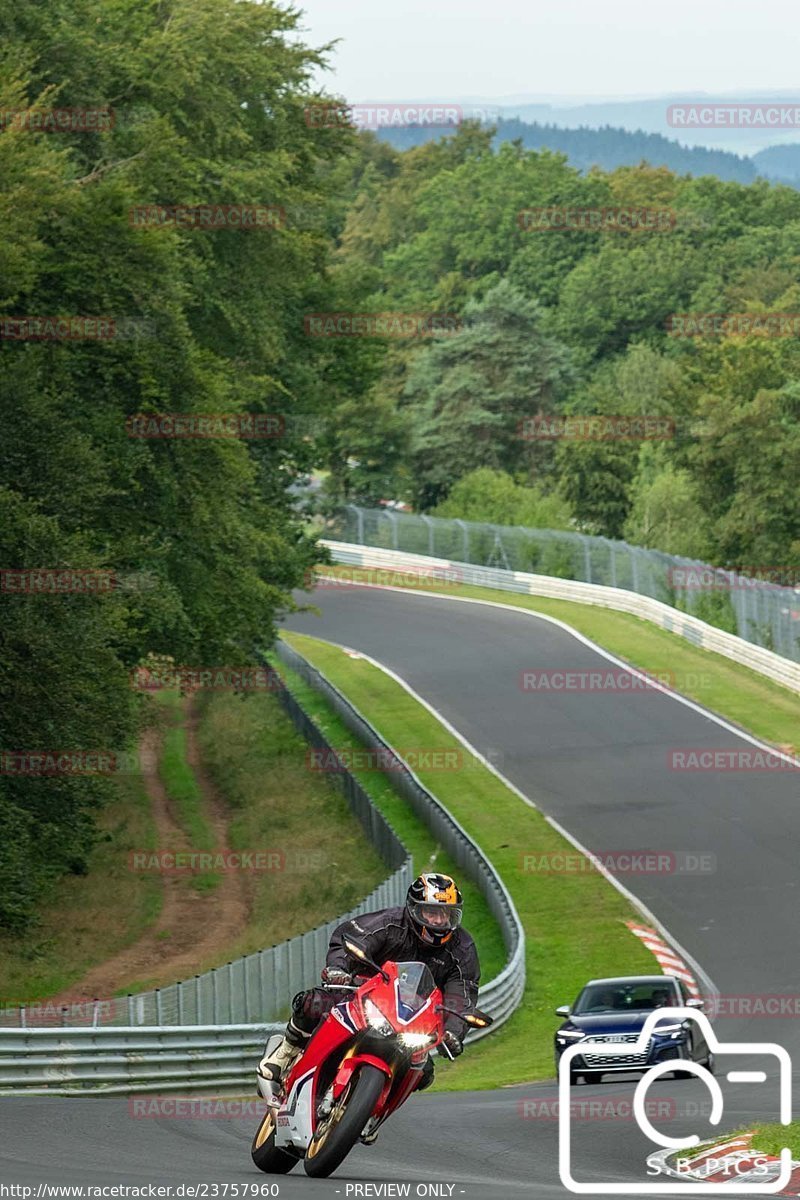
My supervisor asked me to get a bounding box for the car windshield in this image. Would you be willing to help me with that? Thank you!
[572,982,679,1015]
[395,962,437,1018]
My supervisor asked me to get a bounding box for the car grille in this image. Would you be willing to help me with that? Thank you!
[581,1033,650,1067]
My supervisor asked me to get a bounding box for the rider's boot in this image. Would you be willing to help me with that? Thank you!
[258,1036,301,1083]
[257,1021,307,1094]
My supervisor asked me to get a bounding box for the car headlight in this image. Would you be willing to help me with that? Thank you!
[363,998,394,1036]
[399,1032,436,1049]
[655,1023,686,1039]
[557,1030,585,1042]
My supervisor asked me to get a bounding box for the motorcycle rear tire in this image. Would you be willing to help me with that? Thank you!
[251,1108,298,1174]
[304,1064,386,1178]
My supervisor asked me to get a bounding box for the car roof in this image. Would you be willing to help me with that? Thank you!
[581,976,681,987]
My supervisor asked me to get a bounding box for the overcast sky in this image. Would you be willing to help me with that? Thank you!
[291,0,800,101]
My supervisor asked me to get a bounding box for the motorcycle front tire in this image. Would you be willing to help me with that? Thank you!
[304,1064,387,1178]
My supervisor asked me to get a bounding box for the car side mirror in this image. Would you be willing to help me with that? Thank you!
[685,997,704,1009]
[555,1005,571,1018]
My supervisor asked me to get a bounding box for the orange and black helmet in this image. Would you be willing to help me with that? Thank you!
[406,872,463,946]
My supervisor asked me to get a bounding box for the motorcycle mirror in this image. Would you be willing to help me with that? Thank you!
[344,938,390,982]
[436,1003,494,1027]
[463,1010,493,1028]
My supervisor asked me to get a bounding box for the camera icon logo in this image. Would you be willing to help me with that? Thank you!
[558,1006,792,1193]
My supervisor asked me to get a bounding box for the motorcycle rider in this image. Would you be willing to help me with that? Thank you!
[258,872,480,1098]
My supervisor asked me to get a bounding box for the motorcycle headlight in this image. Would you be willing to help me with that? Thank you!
[363,998,394,1037]
[399,1032,436,1049]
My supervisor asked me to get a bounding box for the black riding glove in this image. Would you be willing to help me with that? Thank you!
[438,1030,463,1059]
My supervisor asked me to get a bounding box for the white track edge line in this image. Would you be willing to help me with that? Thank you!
[314,577,798,768]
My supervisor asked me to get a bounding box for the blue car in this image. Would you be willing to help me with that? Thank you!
[554,975,712,1085]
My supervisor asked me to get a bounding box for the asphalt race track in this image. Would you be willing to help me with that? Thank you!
[2,583,798,1198]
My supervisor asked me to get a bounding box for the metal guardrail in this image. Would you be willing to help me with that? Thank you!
[321,541,800,697]
[1,667,413,1031]
[0,1024,282,1095]
[0,643,524,1091]
[330,505,800,664]
[274,639,526,1038]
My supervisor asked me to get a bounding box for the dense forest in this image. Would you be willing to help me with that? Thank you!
[323,125,800,574]
[0,0,356,930]
[379,119,761,184]
[1,0,799,932]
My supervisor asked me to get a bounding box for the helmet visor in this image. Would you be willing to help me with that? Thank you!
[408,899,462,933]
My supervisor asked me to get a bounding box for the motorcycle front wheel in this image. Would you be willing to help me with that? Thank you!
[304,1064,387,1178]
[251,1107,298,1174]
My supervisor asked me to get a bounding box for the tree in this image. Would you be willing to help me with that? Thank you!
[623,447,712,558]
[0,0,353,930]
[433,468,573,530]
[403,280,574,508]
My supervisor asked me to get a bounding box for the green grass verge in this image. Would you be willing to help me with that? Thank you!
[193,689,388,958]
[280,630,657,1091]
[269,655,507,983]
[314,567,799,754]
[738,1122,800,1157]
[0,766,162,1002]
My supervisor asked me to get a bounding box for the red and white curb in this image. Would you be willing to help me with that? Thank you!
[647,1133,800,1192]
[627,921,702,998]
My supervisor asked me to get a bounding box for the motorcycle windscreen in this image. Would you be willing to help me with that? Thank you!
[395,962,437,1021]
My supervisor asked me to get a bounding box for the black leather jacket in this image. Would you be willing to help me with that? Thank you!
[326,905,480,1038]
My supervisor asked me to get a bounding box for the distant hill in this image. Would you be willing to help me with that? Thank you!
[377,119,759,184]
[751,143,800,184]
[492,121,757,183]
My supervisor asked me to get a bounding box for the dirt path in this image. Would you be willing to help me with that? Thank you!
[58,700,249,1002]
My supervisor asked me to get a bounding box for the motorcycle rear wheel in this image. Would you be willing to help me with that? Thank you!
[304,1064,386,1178]
[251,1107,298,1174]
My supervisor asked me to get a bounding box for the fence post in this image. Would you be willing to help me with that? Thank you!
[421,514,435,556]
[453,518,470,562]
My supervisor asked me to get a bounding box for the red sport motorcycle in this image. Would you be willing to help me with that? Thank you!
[251,939,492,1178]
